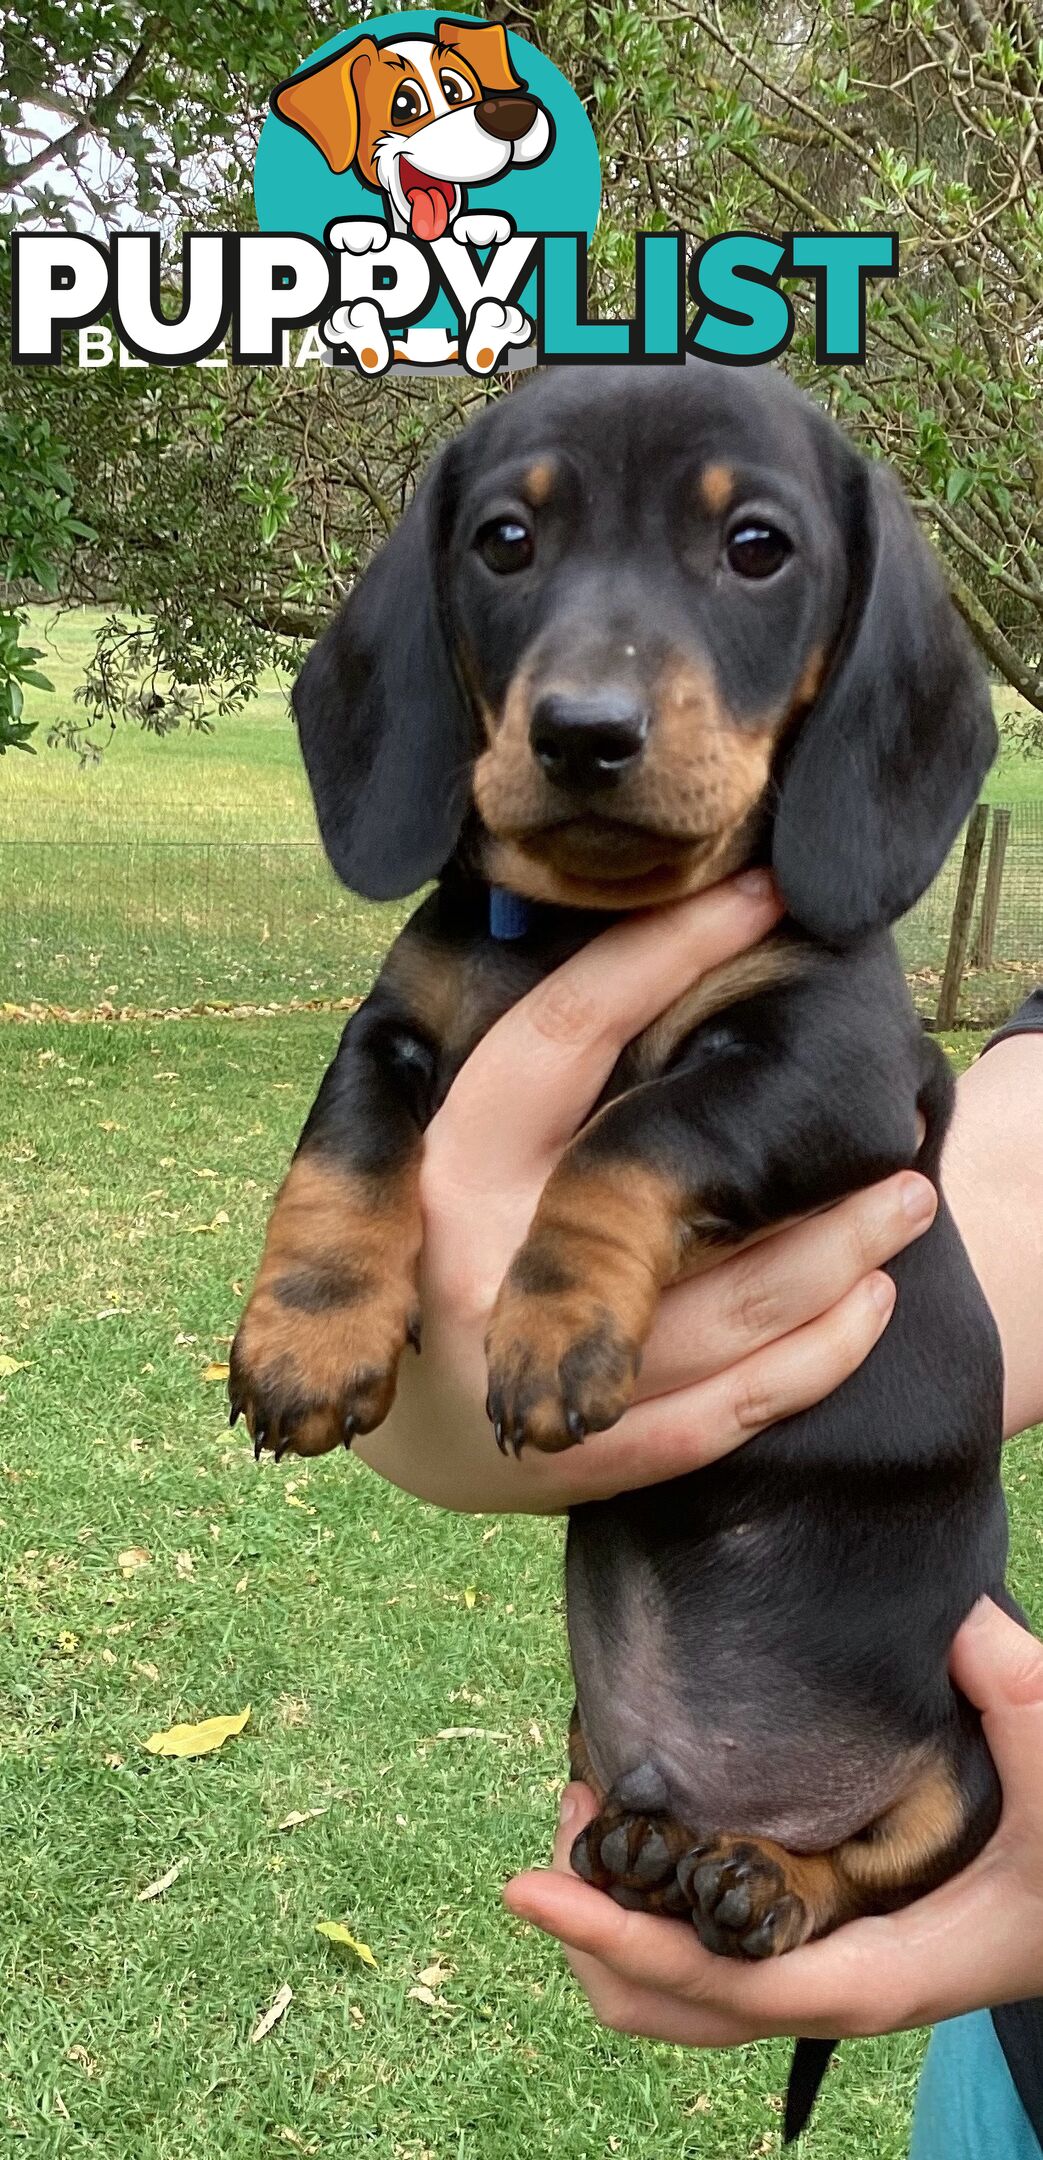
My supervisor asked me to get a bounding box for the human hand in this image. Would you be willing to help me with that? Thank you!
[354,871,937,1513]
[502,1599,1043,2039]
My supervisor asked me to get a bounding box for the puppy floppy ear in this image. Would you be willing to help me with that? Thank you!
[436,17,523,92]
[270,36,377,175]
[293,444,473,900]
[772,460,997,945]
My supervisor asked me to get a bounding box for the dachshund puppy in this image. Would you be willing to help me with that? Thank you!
[229,365,1007,2127]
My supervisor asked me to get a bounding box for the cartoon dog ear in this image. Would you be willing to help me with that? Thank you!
[293,445,474,901]
[436,16,523,92]
[270,36,377,175]
[772,460,997,945]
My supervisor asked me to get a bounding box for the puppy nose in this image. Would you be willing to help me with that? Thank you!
[475,94,538,142]
[529,692,649,791]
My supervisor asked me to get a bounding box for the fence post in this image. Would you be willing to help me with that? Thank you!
[972,806,1012,970]
[936,803,989,1030]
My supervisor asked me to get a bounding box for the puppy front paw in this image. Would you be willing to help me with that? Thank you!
[229,1273,420,1463]
[484,1278,641,1455]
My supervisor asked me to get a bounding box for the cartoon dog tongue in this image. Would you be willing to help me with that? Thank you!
[404,173,453,241]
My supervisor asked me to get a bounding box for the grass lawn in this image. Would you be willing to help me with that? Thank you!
[4,1012,1042,2160]
[2,618,1043,2154]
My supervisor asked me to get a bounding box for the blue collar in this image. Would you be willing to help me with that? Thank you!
[489,886,533,941]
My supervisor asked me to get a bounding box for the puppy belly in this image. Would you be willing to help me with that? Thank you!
[566,1521,932,1852]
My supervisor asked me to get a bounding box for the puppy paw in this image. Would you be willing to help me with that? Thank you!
[452,210,515,248]
[484,1283,640,1454]
[676,1838,812,1960]
[321,298,391,374]
[326,218,389,254]
[463,298,531,374]
[229,1276,420,1463]
[571,1803,693,1917]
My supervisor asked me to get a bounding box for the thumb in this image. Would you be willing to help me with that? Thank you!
[950,1597,1043,1794]
[552,1781,599,1873]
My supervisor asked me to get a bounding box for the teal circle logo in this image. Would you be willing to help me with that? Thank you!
[254,10,601,373]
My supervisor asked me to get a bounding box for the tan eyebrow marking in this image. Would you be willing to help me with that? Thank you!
[699,463,734,514]
[523,459,556,507]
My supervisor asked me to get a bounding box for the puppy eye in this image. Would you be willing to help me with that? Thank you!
[391,85,426,124]
[441,71,471,106]
[725,522,792,580]
[475,516,534,574]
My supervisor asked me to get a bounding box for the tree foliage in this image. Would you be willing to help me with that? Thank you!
[1,0,1041,756]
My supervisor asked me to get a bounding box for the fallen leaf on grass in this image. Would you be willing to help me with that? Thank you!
[433,1726,511,1744]
[408,1985,441,2008]
[462,1585,476,1610]
[0,1356,27,1378]
[175,1550,195,1579]
[145,1706,250,1758]
[66,2046,95,2075]
[202,1362,230,1382]
[187,1211,229,1235]
[250,1983,292,2043]
[417,1962,451,1989]
[315,1920,377,1968]
[137,1859,185,1902]
[117,1547,151,1575]
[277,1806,328,1832]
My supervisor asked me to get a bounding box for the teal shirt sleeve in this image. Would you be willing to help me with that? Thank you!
[910,2013,1042,2160]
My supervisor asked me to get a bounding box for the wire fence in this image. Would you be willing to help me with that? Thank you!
[0,807,1041,1027]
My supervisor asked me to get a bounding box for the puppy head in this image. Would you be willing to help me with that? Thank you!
[272,20,548,207]
[296,364,996,935]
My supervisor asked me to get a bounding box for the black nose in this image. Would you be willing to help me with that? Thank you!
[475,94,538,142]
[529,692,649,791]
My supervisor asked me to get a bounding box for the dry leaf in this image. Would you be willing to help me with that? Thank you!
[145,1706,250,1758]
[0,1355,27,1377]
[433,1726,511,1744]
[315,1920,377,1968]
[250,1983,292,2043]
[118,1547,150,1575]
[175,1550,194,1579]
[66,2046,95,2075]
[277,1806,328,1832]
[417,1962,450,1988]
[137,1858,185,1902]
[134,1660,160,1683]
[202,1362,230,1382]
[408,1985,440,2008]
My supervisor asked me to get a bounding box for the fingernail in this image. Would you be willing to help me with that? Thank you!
[734,868,774,899]
[900,1176,936,1227]
[559,1784,582,1834]
[869,1273,896,1316]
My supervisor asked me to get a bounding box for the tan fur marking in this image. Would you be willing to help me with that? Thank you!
[632,938,806,1081]
[838,1754,966,1894]
[231,1152,422,1457]
[486,1159,689,1452]
[793,643,827,711]
[523,459,556,507]
[699,462,734,515]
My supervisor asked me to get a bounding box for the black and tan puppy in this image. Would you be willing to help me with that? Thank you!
[230,365,1008,2096]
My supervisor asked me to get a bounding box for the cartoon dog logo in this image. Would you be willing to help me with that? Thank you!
[271,18,553,373]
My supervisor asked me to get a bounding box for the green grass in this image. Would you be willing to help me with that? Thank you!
[2,624,1043,2155]
[4,1014,1041,2160]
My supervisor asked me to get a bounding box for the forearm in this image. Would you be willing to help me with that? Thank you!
[943,1032,1043,1439]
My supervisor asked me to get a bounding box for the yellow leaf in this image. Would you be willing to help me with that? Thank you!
[250,1982,292,2043]
[136,1858,186,1902]
[144,1706,250,1758]
[0,1355,27,1378]
[463,1586,476,1610]
[118,1546,151,1575]
[202,1362,230,1382]
[315,1920,378,1968]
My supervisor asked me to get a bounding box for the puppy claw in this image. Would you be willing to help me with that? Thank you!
[253,1427,267,1463]
[406,1312,422,1354]
[343,1414,358,1450]
[229,1398,243,1430]
[274,1432,295,1466]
